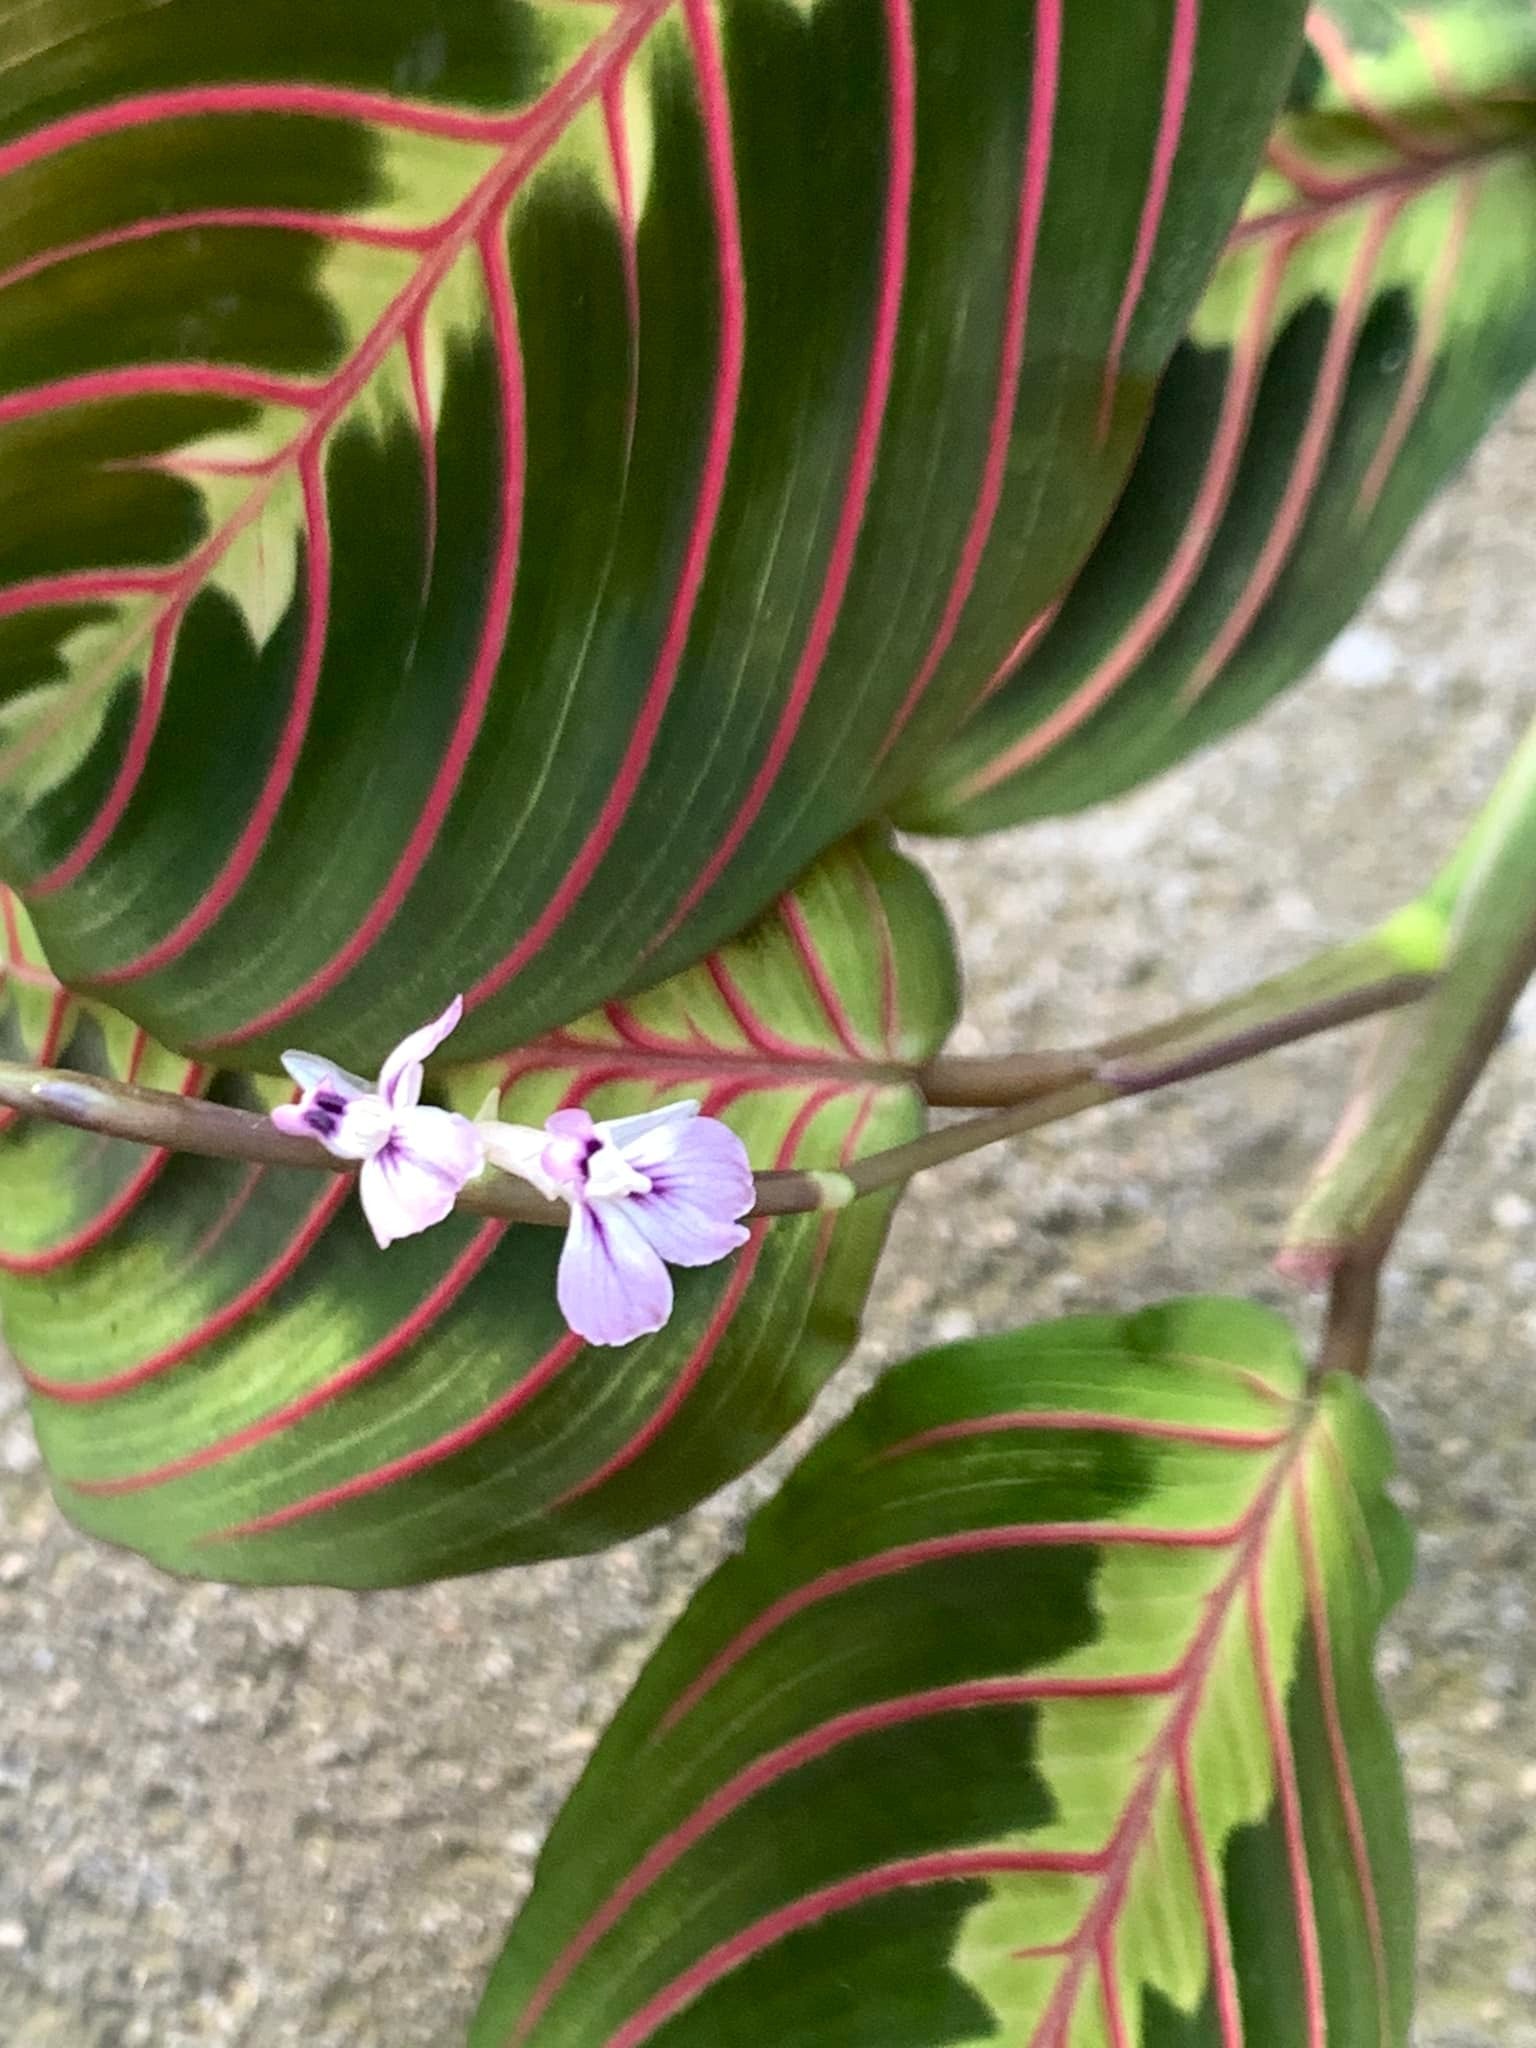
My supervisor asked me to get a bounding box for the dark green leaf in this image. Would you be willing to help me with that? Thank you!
[0,0,1303,1067]
[901,0,1536,832]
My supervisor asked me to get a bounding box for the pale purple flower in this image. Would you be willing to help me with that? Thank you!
[479,1100,753,1347]
[272,997,482,1249]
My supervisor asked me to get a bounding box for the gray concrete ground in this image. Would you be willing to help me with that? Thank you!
[2,392,1535,2047]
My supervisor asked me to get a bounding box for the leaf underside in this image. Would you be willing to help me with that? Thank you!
[901,0,1536,833]
[476,1299,1415,2048]
[0,0,1305,1071]
[0,831,955,1587]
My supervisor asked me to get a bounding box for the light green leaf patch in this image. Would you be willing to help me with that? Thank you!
[476,1298,1414,2048]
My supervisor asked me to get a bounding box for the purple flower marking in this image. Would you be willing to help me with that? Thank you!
[479,1100,754,1347]
[271,996,482,1249]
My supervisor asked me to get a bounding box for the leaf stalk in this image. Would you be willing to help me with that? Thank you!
[1284,714,1536,1374]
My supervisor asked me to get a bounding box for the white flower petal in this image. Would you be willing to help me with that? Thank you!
[583,1137,652,1203]
[393,1104,484,1185]
[557,1199,673,1347]
[378,995,465,1109]
[479,1119,564,1203]
[357,1149,456,1248]
[280,1051,369,1098]
[625,1185,750,1268]
[598,1099,700,1152]
[327,1096,396,1162]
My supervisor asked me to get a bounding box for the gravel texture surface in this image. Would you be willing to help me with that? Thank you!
[2,392,1535,2047]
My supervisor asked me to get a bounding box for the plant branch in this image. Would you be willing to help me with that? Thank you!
[764,968,1434,1212]
[1314,1253,1383,1382]
[0,959,1433,1227]
[920,932,1440,1108]
[916,1048,1098,1109]
[1283,714,1536,1375]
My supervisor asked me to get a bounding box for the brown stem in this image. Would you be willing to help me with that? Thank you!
[1316,1255,1382,1381]
[3,1071,564,1227]
[1097,974,1436,1094]
[800,971,1433,1206]
[0,960,1434,1228]
[921,936,1437,1110]
[917,1049,1098,1110]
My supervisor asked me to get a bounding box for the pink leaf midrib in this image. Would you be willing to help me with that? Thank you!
[494,1036,914,1091]
[200,215,528,1038]
[465,0,747,1010]
[1025,1429,1312,2048]
[653,0,916,937]
[507,1667,1183,2048]
[12,0,674,938]
[1232,128,1518,246]
[572,1411,1326,2048]
[873,0,1062,764]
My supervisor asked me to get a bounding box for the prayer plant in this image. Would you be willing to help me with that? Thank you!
[1,1,1534,2041]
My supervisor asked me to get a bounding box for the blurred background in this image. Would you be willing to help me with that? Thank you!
[2,387,1533,2048]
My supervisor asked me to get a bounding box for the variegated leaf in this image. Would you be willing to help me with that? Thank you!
[901,0,1536,833]
[478,1299,1414,2048]
[0,832,955,1586]
[0,0,1305,1069]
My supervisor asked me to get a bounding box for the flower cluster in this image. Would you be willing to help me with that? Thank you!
[272,998,754,1347]
[272,998,480,1250]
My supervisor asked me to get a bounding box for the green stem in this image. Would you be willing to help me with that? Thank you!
[1284,714,1536,1374]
